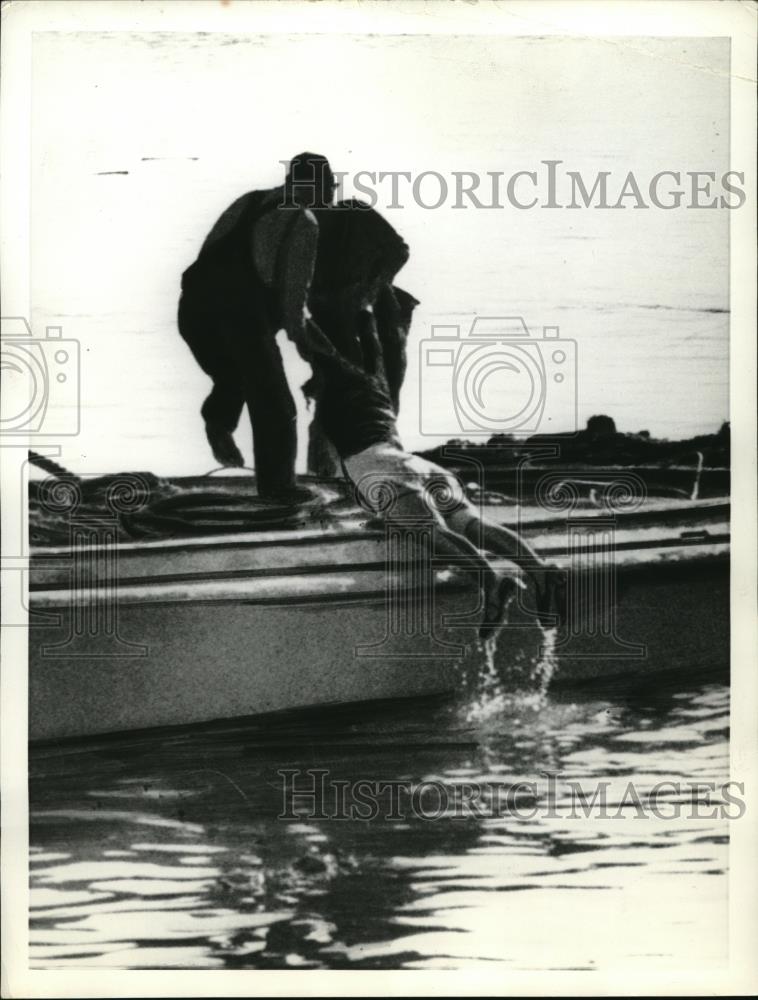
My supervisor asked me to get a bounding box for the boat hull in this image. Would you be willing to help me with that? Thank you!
[28,501,730,742]
[30,561,728,743]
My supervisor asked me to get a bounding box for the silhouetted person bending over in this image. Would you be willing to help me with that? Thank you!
[178,152,336,501]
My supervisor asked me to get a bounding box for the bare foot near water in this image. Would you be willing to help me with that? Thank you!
[533,564,566,630]
[479,571,526,641]
[479,563,565,641]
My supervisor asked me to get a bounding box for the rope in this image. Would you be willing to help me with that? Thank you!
[28,450,79,481]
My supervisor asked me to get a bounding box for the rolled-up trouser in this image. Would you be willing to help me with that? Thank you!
[177,286,298,496]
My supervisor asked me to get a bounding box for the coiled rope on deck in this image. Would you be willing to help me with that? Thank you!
[26,451,347,543]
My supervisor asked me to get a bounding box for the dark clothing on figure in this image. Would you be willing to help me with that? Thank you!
[303,200,418,474]
[183,191,287,332]
[178,191,305,495]
[310,199,409,294]
[309,199,415,405]
[179,192,416,489]
[373,284,417,413]
[308,313,402,461]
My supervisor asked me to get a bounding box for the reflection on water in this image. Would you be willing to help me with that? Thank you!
[30,670,729,970]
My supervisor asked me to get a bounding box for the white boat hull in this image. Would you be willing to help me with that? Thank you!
[28,500,729,741]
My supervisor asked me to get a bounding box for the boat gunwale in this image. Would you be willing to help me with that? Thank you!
[28,545,729,610]
[27,531,731,593]
[28,497,731,559]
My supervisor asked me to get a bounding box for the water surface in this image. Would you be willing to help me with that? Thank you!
[30,668,729,971]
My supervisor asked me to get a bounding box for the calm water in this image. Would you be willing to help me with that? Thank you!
[30,668,729,971]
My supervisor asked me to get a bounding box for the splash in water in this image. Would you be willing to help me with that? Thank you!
[459,579,559,723]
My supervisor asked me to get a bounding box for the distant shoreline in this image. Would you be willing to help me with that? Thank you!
[415,417,730,468]
[414,418,730,501]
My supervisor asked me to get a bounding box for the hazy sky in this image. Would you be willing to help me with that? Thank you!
[29,32,730,476]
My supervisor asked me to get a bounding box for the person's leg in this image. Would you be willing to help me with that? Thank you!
[178,291,245,467]
[450,504,545,572]
[382,488,517,640]
[430,522,521,638]
[200,378,246,468]
[449,504,565,628]
[242,331,299,498]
